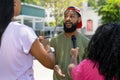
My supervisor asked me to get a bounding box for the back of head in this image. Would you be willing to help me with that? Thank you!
[87,23,120,80]
[0,0,14,45]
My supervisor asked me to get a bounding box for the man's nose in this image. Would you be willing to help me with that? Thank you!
[66,16,71,20]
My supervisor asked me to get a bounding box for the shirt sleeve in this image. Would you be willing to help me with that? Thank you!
[20,26,37,54]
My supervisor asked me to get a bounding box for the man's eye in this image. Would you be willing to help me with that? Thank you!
[71,16,75,18]
[64,15,67,17]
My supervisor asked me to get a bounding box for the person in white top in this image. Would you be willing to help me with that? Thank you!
[0,0,55,80]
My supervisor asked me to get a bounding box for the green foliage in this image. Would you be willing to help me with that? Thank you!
[21,0,83,27]
[49,21,56,27]
[100,0,120,24]
[89,0,120,24]
[57,17,64,26]
[40,0,83,27]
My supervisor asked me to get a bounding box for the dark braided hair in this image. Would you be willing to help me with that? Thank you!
[87,23,120,80]
[0,0,14,45]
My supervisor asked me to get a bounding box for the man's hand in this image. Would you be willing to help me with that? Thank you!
[38,36,50,51]
[70,47,79,58]
[54,65,65,77]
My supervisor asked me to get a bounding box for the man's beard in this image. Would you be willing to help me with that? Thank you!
[63,21,78,33]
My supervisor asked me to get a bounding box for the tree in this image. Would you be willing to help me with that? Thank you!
[21,0,83,26]
[40,0,83,35]
[21,0,83,35]
[88,0,120,24]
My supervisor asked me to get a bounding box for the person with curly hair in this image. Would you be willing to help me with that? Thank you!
[68,23,120,80]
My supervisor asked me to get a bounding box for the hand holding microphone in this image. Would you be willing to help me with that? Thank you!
[71,35,79,59]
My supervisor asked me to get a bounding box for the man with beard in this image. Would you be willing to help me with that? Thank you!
[50,6,89,80]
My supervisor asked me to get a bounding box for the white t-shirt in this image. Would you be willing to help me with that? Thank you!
[0,22,37,80]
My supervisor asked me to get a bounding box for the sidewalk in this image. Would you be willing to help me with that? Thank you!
[33,60,53,80]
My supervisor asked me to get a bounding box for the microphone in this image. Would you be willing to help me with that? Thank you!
[71,35,79,62]
[71,35,77,48]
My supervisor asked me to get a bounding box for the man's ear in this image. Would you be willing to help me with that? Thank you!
[14,0,17,7]
[78,17,81,23]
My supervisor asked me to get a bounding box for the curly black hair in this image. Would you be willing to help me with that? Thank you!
[0,0,14,45]
[87,23,120,80]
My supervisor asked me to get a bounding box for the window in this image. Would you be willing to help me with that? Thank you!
[86,19,93,31]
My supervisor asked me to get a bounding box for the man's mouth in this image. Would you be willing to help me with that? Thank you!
[65,21,72,25]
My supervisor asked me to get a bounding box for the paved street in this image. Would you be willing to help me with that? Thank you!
[33,60,53,80]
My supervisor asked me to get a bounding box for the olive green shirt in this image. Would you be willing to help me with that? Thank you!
[50,32,89,80]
